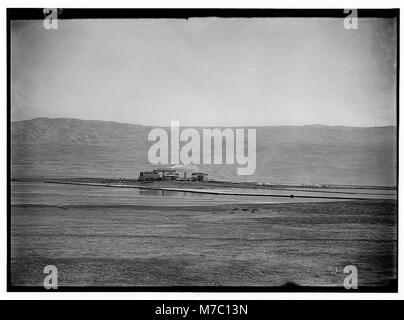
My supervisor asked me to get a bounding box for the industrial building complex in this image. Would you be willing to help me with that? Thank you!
[138,168,208,182]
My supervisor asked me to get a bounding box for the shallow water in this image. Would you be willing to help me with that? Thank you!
[11,182,397,207]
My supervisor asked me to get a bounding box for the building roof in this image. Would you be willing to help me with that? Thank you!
[153,168,176,172]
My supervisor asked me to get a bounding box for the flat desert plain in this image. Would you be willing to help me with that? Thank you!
[10,182,397,288]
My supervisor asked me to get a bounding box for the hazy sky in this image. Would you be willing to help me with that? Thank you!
[11,18,397,126]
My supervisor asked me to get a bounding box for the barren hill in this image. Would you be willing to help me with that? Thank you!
[11,117,397,186]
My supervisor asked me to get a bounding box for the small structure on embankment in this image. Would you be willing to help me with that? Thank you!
[138,167,207,182]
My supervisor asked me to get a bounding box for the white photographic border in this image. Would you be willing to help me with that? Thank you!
[1,0,401,300]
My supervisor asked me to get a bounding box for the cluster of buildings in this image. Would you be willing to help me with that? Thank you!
[138,168,208,182]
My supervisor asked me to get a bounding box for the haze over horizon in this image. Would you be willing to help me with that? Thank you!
[11,18,397,127]
[11,116,397,128]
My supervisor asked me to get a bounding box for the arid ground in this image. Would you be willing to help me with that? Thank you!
[10,182,397,288]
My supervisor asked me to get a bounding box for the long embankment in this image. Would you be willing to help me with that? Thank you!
[11,177,397,201]
[33,179,395,201]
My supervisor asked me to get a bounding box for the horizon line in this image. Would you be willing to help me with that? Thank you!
[11,116,398,129]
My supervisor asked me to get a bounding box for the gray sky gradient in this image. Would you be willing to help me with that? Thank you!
[11,18,397,126]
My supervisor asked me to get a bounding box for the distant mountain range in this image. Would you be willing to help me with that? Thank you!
[11,117,397,186]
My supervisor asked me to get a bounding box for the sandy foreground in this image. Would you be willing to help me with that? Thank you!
[11,198,397,288]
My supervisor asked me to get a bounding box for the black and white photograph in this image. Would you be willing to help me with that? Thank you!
[7,8,398,292]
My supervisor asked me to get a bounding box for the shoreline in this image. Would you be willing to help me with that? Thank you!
[10,199,397,211]
[11,177,397,191]
[12,178,396,202]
